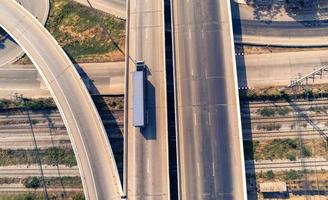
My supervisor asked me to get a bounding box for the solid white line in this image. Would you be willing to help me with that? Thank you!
[147,159,150,174]
[196,162,200,177]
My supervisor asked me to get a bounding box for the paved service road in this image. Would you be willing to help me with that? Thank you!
[0,62,125,98]
[0,0,49,66]
[73,0,126,19]
[125,0,169,199]
[171,0,247,199]
[237,50,328,88]
[231,2,328,46]
[0,1,122,199]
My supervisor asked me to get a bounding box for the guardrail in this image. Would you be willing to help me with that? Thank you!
[289,65,328,87]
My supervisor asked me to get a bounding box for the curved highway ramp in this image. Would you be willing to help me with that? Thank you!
[171,0,247,199]
[0,1,123,199]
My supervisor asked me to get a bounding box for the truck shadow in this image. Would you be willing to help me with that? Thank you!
[140,79,157,140]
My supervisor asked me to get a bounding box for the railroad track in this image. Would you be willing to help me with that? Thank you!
[0,185,83,192]
[243,115,328,124]
[240,98,328,109]
[0,166,80,177]
[245,160,328,172]
[243,130,322,140]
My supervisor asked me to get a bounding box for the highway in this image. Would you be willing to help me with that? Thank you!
[125,0,170,198]
[171,0,247,199]
[0,1,122,199]
[0,0,49,66]
[73,0,126,19]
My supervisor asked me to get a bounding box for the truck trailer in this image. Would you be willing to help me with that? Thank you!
[132,61,146,127]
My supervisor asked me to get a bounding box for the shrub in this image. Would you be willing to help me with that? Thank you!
[285,170,303,180]
[302,146,311,157]
[258,108,275,117]
[287,154,296,161]
[264,170,275,180]
[24,177,40,189]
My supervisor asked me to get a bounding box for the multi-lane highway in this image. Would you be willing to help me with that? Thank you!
[171,0,247,199]
[0,1,122,199]
[125,0,170,199]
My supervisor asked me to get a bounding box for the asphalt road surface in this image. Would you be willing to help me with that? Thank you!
[171,0,247,199]
[237,50,328,88]
[0,62,124,98]
[73,0,126,19]
[0,1,122,199]
[232,2,328,46]
[0,0,49,66]
[125,0,169,199]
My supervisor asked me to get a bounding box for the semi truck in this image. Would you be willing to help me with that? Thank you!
[132,61,146,127]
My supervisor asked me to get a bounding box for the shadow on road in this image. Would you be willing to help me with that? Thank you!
[244,0,321,24]
[232,1,258,199]
[140,76,157,140]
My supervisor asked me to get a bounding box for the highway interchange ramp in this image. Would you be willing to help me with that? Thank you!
[0,1,123,199]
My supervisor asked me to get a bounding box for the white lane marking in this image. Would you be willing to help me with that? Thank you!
[145,29,149,40]
[188,29,191,40]
[197,162,200,177]
[147,159,150,174]
[208,111,211,125]
[193,113,197,124]
[212,162,215,177]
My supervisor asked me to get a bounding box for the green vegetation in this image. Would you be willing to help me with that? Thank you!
[0,178,20,185]
[0,147,77,166]
[256,170,306,182]
[256,123,281,131]
[45,0,125,62]
[257,107,290,117]
[239,87,321,102]
[0,98,56,111]
[301,145,311,157]
[23,177,40,189]
[284,170,303,180]
[245,139,314,160]
[0,192,84,200]
[264,170,275,180]
[258,107,275,117]
[23,176,82,188]
[287,154,296,161]
[30,119,39,125]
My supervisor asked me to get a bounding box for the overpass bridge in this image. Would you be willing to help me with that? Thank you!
[0,1,123,199]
